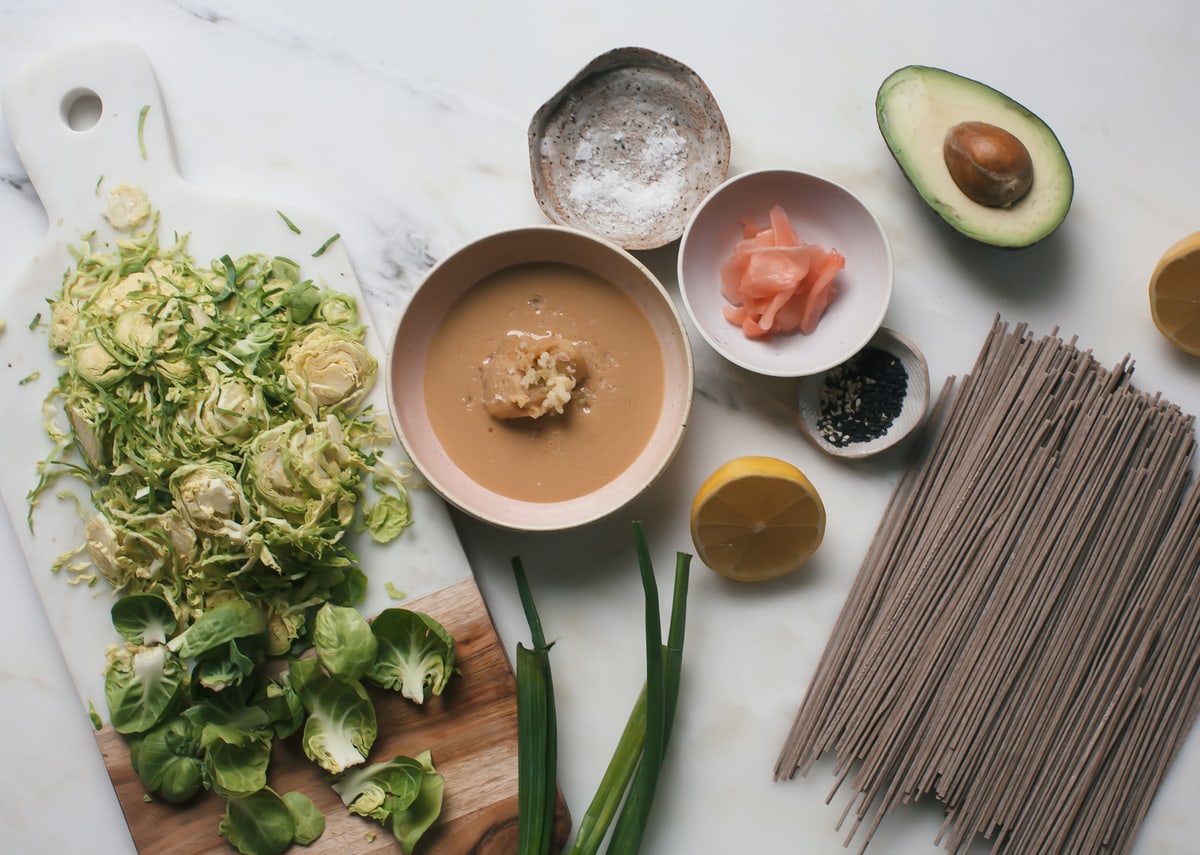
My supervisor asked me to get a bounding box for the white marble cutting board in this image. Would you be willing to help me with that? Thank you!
[0,41,473,728]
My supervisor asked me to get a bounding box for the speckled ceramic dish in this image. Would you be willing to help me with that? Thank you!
[796,327,930,459]
[528,47,731,251]
[386,225,694,532]
[678,168,894,378]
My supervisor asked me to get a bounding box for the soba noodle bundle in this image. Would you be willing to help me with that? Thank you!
[776,318,1200,854]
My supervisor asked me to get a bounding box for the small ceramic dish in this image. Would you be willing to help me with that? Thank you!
[677,168,894,377]
[796,327,930,459]
[528,46,731,251]
[386,225,694,532]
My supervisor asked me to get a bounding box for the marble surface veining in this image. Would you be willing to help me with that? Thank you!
[2,1,1200,853]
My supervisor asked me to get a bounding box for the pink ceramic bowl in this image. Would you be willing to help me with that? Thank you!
[385,225,694,531]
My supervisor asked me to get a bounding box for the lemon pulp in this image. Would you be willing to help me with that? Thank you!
[1149,232,1200,356]
[690,456,825,582]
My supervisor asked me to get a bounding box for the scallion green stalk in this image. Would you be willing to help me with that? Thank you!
[567,684,647,855]
[605,524,691,855]
[513,557,558,855]
[513,525,691,855]
[662,551,691,748]
[312,232,341,257]
[137,104,149,159]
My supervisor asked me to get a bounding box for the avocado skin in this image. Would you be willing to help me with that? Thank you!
[876,65,1074,249]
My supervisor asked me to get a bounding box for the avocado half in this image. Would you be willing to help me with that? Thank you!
[876,65,1074,248]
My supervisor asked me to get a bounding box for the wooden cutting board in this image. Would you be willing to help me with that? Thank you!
[0,41,568,853]
[95,578,571,853]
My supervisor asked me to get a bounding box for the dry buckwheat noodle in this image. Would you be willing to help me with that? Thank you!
[775,317,1200,854]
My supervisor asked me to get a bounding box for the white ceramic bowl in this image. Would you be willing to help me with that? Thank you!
[796,327,930,459]
[386,226,694,532]
[678,168,894,377]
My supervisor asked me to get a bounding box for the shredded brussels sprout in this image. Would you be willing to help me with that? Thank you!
[31,202,412,654]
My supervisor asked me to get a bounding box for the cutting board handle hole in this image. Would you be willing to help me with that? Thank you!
[62,88,102,132]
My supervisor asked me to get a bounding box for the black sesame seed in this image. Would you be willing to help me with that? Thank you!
[816,346,908,447]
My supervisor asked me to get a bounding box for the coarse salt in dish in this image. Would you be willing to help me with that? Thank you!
[528,47,731,251]
[564,121,690,232]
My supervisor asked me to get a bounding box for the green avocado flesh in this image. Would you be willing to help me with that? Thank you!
[876,65,1074,248]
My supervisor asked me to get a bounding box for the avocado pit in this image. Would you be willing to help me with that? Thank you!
[943,121,1034,208]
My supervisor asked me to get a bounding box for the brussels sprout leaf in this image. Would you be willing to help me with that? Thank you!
[110,592,177,645]
[193,635,266,693]
[389,750,446,853]
[167,599,267,659]
[258,673,305,740]
[219,789,295,855]
[130,714,204,804]
[104,643,187,734]
[291,657,377,775]
[364,493,412,543]
[203,734,272,800]
[313,603,378,680]
[331,750,444,852]
[366,608,457,704]
[280,790,326,845]
[279,279,321,323]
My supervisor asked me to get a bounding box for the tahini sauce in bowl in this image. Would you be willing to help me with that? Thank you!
[386,226,693,532]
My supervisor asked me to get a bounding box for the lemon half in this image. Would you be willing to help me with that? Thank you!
[1150,232,1200,356]
[689,456,826,582]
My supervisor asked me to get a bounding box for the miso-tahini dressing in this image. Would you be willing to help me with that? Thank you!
[423,261,665,503]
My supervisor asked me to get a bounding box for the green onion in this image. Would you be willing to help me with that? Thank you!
[277,210,302,234]
[606,525,662,854]
[661,551,690,749]
[513,557,558,855]
[514,525,691,855]
[312,233,340,258]
[137,105,150,160]
[568,524,691,855]
[567,685,647,855]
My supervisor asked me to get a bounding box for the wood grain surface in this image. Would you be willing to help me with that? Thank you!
[94,577,571,854]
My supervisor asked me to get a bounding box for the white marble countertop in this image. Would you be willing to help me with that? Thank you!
[2,1,1199,853]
